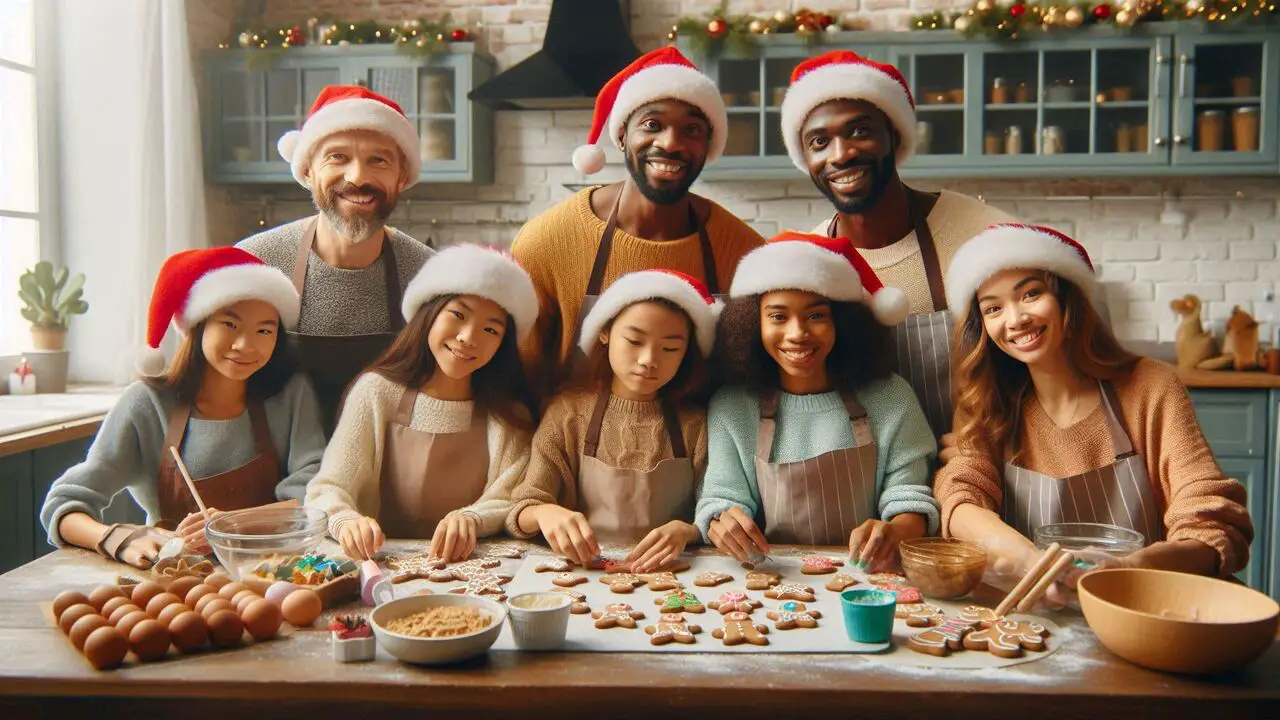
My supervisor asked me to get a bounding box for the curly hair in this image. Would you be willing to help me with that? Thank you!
[712,293,893,395]
[951,272,1138,459]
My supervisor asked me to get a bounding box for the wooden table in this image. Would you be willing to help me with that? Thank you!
[1,546,1277,719]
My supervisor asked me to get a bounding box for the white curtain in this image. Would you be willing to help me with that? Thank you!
[55,0,207,384]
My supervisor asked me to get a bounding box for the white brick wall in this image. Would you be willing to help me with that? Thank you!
[196,0,1280,345]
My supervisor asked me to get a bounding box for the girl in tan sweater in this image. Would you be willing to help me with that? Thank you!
[507,270,720,572]
[935,224,1253,601]
[305,245,539,562]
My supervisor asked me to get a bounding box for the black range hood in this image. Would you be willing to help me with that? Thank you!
[468,0,640,110]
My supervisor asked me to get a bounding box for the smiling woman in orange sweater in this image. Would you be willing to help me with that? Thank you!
[934,224,1253,598]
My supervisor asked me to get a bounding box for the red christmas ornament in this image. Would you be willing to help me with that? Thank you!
[1010,3,1027,17]
[820,13,835,27]
[1092,3,1113,18]
[707,18,728,38]
[285,26,306,45]
[449,28,468,42]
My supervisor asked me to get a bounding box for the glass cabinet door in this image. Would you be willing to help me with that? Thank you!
[719,57,761,158]
[361,59,465,172]
[1172,34,1278,167]
[892,46,970,167]
[215,62,339,169]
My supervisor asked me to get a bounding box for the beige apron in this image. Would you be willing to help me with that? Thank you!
[827,190,954,439]
[577,392,696,544]
[156,401,281,528]
[1002,380,1162,545]
[290,216,404,435]
[754,392,878,546]
[377,387,491,538]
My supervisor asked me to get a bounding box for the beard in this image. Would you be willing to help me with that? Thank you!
[313,181,398,244]
[813,151,896,215]
[624,146,704,206]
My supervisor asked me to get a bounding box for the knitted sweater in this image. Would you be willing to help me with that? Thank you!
[809,190,1015,314]
[304,372,531,539]
[934,358,1254,577]
[511,187,764,369]
[505,390,708,538]
[40,375,325,546]
[695,375,940,540]
[236,218,433,335]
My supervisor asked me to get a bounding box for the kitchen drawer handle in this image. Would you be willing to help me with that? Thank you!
[1173,134,1187,146]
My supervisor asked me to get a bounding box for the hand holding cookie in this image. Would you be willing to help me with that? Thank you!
[626,520,699,574]
[429,512,479,563]
[529,505,600,566]
[707,506,771,564]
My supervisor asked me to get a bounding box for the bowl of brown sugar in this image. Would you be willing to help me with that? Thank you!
[371,594,507,665]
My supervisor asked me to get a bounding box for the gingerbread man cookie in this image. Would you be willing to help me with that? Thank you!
[768,601,822,629]
[552,573,587,587]
[534,557,573,573]
[388,553,448,584]
[599,573,646,594]
[654,590,705,614]
[448,573,509,601]
[639,572,683,592]
[711,611,770,646]
[800,555,844,575]
[550,587,591,615]
[644,614,702,645]
[592,602,645,629]
[825,574,858,592]
[907,617,979,657]
[694,572,733,587]
[744,571,781,591]
[707,590,761,615]
[764,582,816,602]
[896,602,944,627]
[958,605,1003,627]
[962,619,1048,658]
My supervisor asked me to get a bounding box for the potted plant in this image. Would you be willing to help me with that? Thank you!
[19,261,88,351]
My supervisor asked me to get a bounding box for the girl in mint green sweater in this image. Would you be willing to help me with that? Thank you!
[696,233,938,570]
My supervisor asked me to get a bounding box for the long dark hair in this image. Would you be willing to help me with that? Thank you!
[143,318,298,403]
[363,294,539,433]
[713,294,892,394]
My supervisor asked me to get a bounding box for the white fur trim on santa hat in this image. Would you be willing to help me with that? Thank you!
[781,64,917,171]
[400,244,538,341]
[180,263,301,332]
[729,242,866,302]
[577,271,722,357]
[945,225,1097,319]
[277,97,421,189]
[607,64,728,163]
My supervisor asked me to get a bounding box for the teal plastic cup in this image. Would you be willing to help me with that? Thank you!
[840,588,897,643]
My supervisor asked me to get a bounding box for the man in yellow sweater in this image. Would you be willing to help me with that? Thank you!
[512,47,763,387]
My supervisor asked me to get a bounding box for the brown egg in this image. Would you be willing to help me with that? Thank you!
[230,589,258,607]
[183,583,216,608]
[199,598,235,620]
[82,625,129,670]
[52,591,91,621]
[145,592,183,618]
[156,603,188,627]
[87,585,126,611]
[114,610,150,640]
[166,576,202,601]
[217,582,248,599]
[99,596,133,619]
[59,604,99,634]
[206,609,245,648]
[240,599,282,641]
[129,581,164,610]
[280,588,322,627]
[168,611,208,653]
[107,603,143,626]
[69,614,110,651]
[204,573,232,589]
[128,618,170,662]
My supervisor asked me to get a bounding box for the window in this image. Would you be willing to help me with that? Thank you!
[0,0,40,355]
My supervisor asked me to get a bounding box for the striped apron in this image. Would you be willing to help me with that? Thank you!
[828,191,954,439]
[1001,381,1162,546]
[754,392,878,546]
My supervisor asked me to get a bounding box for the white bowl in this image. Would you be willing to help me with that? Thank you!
[506,592,571,650]
[370,594,507,665]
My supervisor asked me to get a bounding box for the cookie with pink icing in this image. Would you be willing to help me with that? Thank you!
[707,590,761,615]
[799,555,844,575]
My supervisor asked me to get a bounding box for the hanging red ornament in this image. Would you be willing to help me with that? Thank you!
[1010,3,1027,18]
[707,18,728,38]
[820,13,834,27]
[285,26,306,45]
[1092,3,1113,19]
[450,28,468,41]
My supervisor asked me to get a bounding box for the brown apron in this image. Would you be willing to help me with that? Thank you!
[571,186,723,368]
[1002,380,1162,546]
[576,392,696,544]
[156,401,281,527]
[290,216,404,435]
[754,392,878,546]
[377,387,491,539]
[827,190,954,439]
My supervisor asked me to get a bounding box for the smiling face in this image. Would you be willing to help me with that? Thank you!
[200,299,281,382]
[759,290,835,394]
[426,295,509,380]
[306,129,406,243]
[621,100,710,206]
[602,301,692,402]
[976,268,1066,367]
[800,99,897,214]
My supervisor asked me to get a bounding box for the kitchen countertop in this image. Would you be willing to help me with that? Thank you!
[0,385,122,457]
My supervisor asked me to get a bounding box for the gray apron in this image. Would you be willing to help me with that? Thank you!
[754,392,878,546]
[1001,380,1162,545]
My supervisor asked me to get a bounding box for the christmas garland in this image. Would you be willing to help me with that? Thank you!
[220,16,474,60]
[911,0,1278,41]
[671,3,857,55]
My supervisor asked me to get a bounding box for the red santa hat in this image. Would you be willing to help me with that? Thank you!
[780,51,917,172]
[571,46,728,175]
[578,269,723,357]
[139,247,300,376]
[729,232,909,326]
[277,85,421,188]
[400,244,538,341]
[945,223,1097,319]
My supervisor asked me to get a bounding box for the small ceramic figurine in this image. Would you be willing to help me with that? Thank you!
[1169,295,1217,371]
[330,614,375,662]
[8,358,36,395]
